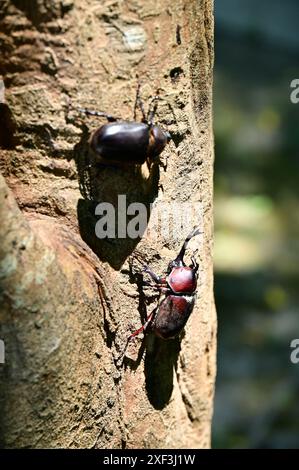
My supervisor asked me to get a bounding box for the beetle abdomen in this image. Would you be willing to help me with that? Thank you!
[91,122,150,164]
[153,295,195,339]
[167,267,197,294]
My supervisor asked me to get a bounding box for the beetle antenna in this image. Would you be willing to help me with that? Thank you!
[134,83,147,122]
[174,227,203,264]
[147,94,160,126]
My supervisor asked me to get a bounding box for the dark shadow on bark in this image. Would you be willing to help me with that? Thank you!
[74,128,160,269]
[11,0,73,26]
[0,103,17,149]
[120,334,181,410]
[144,336,181,410]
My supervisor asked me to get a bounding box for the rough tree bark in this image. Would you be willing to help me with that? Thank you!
[0,0,216,449]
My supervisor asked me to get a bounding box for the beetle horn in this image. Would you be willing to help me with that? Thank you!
[174,227,203,264]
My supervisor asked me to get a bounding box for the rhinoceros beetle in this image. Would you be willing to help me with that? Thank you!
[78,84,171,167]
[120,227,202,360]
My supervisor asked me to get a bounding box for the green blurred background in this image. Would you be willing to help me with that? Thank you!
[213,0,299,448]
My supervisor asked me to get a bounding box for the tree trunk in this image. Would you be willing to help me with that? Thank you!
[0,0,216,449]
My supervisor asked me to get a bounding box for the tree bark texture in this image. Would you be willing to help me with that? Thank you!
[0,0,216,449]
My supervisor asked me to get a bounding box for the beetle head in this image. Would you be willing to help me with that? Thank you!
[167,227,202,273]
[167,258,182,273]
[148,126,171,157]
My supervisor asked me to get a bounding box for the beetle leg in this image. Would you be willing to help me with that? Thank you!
[140,280,158,288]
[142,265,164,285]
[154,286,172,294]
[191,255,199,272]
[128,309,156,342]
[117,308,157,364]
[141,281,171,295]
[78,107,118,122]
[147,95,160,126]
[134,83,147,122]
[159,157,168,172]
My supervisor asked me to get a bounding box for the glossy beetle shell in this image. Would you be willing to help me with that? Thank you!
[167,266,197,294]
[90,121,168,164]
[153,295,195,339]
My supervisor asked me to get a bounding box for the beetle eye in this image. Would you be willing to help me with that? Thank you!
[152,126,167,145]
